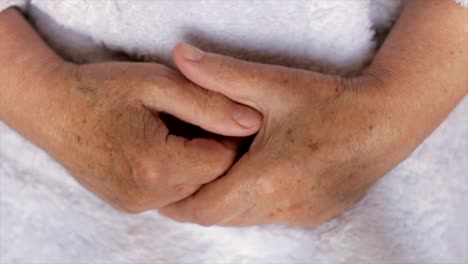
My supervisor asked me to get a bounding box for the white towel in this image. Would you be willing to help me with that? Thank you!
[0,1,467,263]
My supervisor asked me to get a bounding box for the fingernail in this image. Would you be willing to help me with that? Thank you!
[232,105,262,128]
[180,43,205,61]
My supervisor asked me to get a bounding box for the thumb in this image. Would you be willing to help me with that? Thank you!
[138,69,262,137]
[173,43,282,111]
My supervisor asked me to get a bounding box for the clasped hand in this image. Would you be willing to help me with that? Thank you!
[13,40,418,227]
[2,1,466,228]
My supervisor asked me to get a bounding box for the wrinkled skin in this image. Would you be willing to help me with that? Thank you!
[160,0,467,227]
[1,0,466,226]
[160,41,466,226]
[0,8,262,214]
[36,61,263,213]
[53,62,260,213]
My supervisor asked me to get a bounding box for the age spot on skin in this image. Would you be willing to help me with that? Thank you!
[77,136,82,143]
[308,143,319,151]
[368,125,374,131]
[286,128,295,143]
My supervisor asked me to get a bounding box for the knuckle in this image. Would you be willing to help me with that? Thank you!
[135,164,159,187]
[111,163,161,213]
[138,172,159,187]
[132,157,169,187]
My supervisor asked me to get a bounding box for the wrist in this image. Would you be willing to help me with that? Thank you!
[346,65,463,162]
[0,7,77,148]
[0,60,76,148]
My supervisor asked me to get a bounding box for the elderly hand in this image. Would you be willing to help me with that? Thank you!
[160,39,465,226]
[45,61,262,213]
[0,9,262,213]
[158,44,402,226]
[159,0,467,227]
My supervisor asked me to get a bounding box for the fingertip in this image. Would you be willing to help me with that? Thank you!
[173,43,198,68]
[172,43,184,69]
[172,43,187,58]
[172,43,183,59]
[205,116,260,138]
[194,100,262,137]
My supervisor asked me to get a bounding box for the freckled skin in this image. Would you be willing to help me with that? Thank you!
[0,9,262,214]
[161,0,467,227]
[7,60,244,213]
[1,0,466,227]
[308,143,319,152]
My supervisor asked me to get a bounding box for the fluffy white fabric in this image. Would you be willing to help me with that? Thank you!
[1,1,467,263]
[455,0,468,7]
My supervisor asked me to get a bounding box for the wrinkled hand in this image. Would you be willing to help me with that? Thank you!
[0,9,264,213]
[60,61,264,213]
[6,59,263,213]
[160,44,426,226]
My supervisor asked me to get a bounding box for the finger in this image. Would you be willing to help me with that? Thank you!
[118,135,240,211]
[140,68,262,137]
[159,152,266,226]
[163,135,238,185]
[172,43,289,110]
